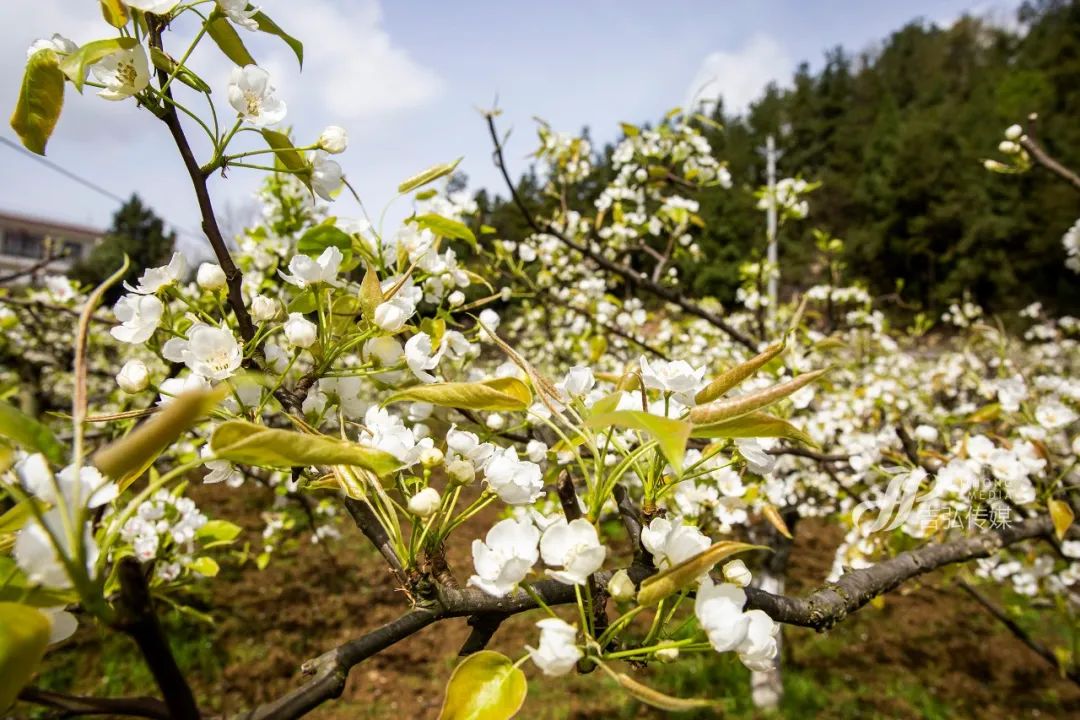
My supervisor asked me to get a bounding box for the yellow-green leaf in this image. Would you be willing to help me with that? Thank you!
[438,650,527,720]
[252,11,303,68]
[210,421,402,477]
[359,264,382,323]
[100,0,129,27]
[688,368,829,425]
[762,504,793,539]
[0,400,66,465]
[691,411,816,447]
[387,378,531,412]
[0,602,51,710]
[195,519,242,546]
[0,498,43,536]
[586,410,691,476]
[206,11,256,67]
[1049,499,1074,541]
[695,341,785,404]
[59,37,138,92]
[637,541,765,607]
[261,128,311,178]
[412,214,477,250]
[10,49,65,155]
[188,557,219,577]
[398,157,463,194]
[94,387,226,490]
[149,47,211,94]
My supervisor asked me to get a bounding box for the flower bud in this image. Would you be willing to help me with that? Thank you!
[318,125,348,154]
[251,294,279,322]
[606,569,635,602]
[283,312,318,348]
[420,447,444,468]
[998,140,1019,155]
[448,290,465,307]
[486,413,505,430]
[1004,124,1022,141]
[116,359,150,393]
[722,559,752,587]
[655,647,679,663]
[478,308,500,332]
[407,487,441,517]
[447,459,475,486]
[499,286,512,301]
[196,262,226,290]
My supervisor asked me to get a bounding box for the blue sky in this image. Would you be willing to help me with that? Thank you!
[0,0,1020,258]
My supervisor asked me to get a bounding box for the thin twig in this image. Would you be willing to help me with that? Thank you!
[1019,135,1080,193]
[18,687,170,720]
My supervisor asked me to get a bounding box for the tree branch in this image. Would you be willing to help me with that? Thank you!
[342,496,410,588]
[957,580,1080,686]
[485,113,757,351]
[18,687,170,720]
[114,558,201,720]
[1019,135,1080,193]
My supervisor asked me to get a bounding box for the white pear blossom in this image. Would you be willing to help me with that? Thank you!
[527,618,582,676]
[311,151,344,201]
[468,517,540,596]
[374,277,422,332]
[216,0,260,30]
[116,359,150,393]
[27,34,77,58]
[17,454,117,510]
[158,373,211,404]
[91,45,150,101]
[196,262,226,290]
[607,569,636,601]
[228,65,286,126]
[111,294,163,344]
[1035,399,1077,430]
[484,446,544,505]
[360,406,429,466]
[539,518,607,585]
[200,446,244,487]
[318,125,348,154]
[407,487,441,517]
[737,609,780,671]
[284,313,318,348]
[125,252,187,294]
[722,559,752,587]
[251,294,279,322]
[15,510,98,589]
[735,438,776,475]
[694,577,750,652]
[163,324,242,381]
[125,0,181,14]
[641,517,710,570]
[404,332,443,383]
[279,247,343,288]
[639,356,705,395]
[559,365,595,396]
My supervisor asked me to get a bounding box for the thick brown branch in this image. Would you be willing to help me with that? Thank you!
[19,687,170,720]
[1019,135,1080,193]
[114,558,200,719]
[485,113,757,351]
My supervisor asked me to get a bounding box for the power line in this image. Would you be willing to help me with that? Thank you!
[0,135,205,242]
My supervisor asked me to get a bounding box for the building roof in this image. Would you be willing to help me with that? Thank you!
[0,209,103,239]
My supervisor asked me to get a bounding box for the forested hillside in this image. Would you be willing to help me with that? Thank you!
[477,0,1080,316]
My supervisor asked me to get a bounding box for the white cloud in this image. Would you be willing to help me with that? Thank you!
[685,35,792,116]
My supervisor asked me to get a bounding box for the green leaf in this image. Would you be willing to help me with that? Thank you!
[0,498,42,536]
[691,411,816,447]
[586,410,692,476]
[252,11,303,68]
[260,128,310,177]
[94,386,227,490]
[386,378,531,412]
[210,421,402,477]
[398,157,462,194]
[187,557,219,577]
[688,368,829,426]
[100,0,129,27]
[359,264,383,323]
[411,214,477,250]
[637,541,765,607]
[9,49,66,156]
[287,290,317,314]
[0,400,66,466]
[195,519,242,546]
[206,12,256,67]
[695,340,785,404]
[0,603,51,710]
[58,37,138,92]
[297,223,351,257]
[438,650,527,720]
[149,47,211,94]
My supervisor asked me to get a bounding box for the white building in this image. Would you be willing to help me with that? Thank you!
[0,211,101,282]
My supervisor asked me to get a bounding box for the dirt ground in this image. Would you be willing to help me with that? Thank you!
[23,482,1080,719]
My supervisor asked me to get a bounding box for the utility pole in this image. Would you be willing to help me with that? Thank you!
[765,134,778,327]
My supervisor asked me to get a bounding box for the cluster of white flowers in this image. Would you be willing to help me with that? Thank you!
[118,489,209,581]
